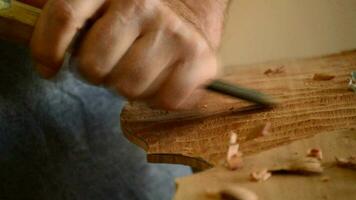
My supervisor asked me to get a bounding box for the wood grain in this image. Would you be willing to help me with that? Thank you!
[0,0,38,44]
[121,51,356,170]
[174,130,356,200]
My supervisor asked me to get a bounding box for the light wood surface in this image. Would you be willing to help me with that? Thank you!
[174,130,356,200]
[221,0,356,66]
[121,51,356,170]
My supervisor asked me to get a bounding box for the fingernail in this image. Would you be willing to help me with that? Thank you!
[35,63,56,79]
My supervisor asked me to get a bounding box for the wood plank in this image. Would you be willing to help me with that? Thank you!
[121,51,356,170]
[174,130,356,200]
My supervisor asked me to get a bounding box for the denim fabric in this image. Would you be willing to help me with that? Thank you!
[0,40,191,200]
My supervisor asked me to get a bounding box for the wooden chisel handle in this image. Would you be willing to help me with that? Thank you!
[0,0,39,44]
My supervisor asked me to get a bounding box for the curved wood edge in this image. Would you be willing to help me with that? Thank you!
[121,118,213,170]
[121,118,149,151]
[148,154,213,170]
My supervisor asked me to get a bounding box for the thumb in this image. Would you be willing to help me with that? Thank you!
[17,0,48,8]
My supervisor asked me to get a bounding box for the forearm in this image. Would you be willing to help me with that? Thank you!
[162,0,230,50]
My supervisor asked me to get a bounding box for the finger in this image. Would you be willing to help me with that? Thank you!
[153,54,218,110]
[147,89,204,110]
[76,6,141,84]
[31,0,105,78]
[18,0,48,8]
[166,89,205,110]
[105,30,179,99]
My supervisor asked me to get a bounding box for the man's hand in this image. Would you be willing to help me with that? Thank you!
[24,0,228,109]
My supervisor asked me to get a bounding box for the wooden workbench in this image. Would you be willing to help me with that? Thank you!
[121,50,356,199]
[174,130,356,200]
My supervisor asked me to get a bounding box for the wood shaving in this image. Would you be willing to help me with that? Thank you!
[220,187,258,200]
[206,186,258,200]
[227,132,239,160]
[226,131,243,170]
[264,66,285,75]
[264,69,273,75]
[261,122,271,136]
[275,66,285,74]
[313,73,335,81]
[270,157,323,174]
[335,157,348,165]
[320,176,330,182]
[250,169,272,182]
[227,153,244,171]
[349,71,356,92]
[307,148,323,160]
[229,131,238,145]
[246,122,271,140]
[335,156,356,169]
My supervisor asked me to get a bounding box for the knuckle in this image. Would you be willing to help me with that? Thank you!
[31,43,58,67]
[47,0,77,26]
[164,18,183,38]
[163,15,184,37]
[77,57,107,84]
[136,0,150,8]
[168,24,209,58]
[158,96,179,110]
[158,87,188,110]
[110,65,149,99]
[185,38,208,57]
[122,0,157,19]
[135,0,158,12]
[157,5,177,23]
[115,82,143,99]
